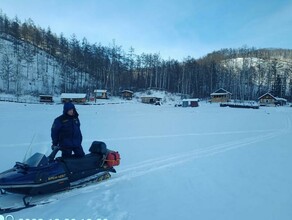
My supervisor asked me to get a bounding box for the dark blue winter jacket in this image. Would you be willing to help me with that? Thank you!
[51,102,83,149]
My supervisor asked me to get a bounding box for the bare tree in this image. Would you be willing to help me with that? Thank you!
[0,53,14,92]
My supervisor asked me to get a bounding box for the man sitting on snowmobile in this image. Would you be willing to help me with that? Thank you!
[50,102,85,159]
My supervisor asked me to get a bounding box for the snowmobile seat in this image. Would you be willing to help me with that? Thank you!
[58,141,108,181]
[89,141,107,155]
[61,153,104,174]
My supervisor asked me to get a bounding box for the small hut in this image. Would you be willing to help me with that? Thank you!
[60,93,87,104]
[258,92,287,106]
[182,99,199,107]
[94,89,108,99]
[39,95,53,103]
[121,90,134,100]
[141,96,161,105]
[210,88,232,103]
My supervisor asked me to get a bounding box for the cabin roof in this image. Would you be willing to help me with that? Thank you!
[61,93,86,99]
[258,92,276,100]
[94,89,107,93]
[182,98,199,102]
[210,88,232,95]
[121,90,134,94]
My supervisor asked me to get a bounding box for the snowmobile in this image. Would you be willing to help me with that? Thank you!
[0,141,120,209]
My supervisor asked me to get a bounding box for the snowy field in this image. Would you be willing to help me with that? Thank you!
[0,101,292,220]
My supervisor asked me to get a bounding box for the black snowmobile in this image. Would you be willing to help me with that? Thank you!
[0,141,120,209]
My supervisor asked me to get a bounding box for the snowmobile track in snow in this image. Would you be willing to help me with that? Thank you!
[1,116,290,214]
[114,127,289,183]
[71,126,290,191]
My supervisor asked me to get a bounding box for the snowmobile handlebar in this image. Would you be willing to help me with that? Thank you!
[48,146,61,161]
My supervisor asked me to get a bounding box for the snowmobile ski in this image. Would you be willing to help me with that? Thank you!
[0,200,52,214]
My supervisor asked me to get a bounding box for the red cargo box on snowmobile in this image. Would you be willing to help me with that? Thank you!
[106,151,120,167]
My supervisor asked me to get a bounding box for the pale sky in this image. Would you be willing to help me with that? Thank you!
[1,0,292,61]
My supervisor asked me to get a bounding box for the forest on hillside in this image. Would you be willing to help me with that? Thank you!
[1,12,292,100]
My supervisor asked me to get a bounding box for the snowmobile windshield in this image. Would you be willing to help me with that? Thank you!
[23,152,48,167]
[22,134,51,165]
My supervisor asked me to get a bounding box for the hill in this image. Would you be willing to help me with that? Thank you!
[1,13,292,100]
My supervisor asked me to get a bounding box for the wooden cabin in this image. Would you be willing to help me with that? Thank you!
[141,96,161,105]
[60,93,87,104]
[121,90,134,100]
[94,89,108,99]
[210,88,232,103]
[39,95,53,103]
[182,99,199,107]
[258,92,287,106]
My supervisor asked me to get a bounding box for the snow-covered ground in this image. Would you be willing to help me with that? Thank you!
[0,101,292,220]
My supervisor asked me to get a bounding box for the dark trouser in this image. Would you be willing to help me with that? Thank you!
[62,147,85,158]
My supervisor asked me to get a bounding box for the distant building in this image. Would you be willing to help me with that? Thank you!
[39,95,53,103]
[121,90,134,100]
[60,93,87,104]
[182,99,199,107]
[141,96,161,105]
[94,89,108,99]
[258,92,287,106]
[210,88,232,103]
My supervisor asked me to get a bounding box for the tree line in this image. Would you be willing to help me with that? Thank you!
[1,12,292,100]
